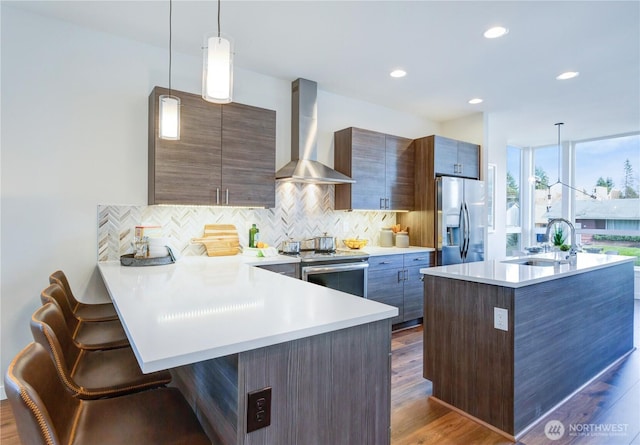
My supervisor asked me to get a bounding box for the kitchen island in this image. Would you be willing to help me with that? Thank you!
[420,252,635,440]
[99,255,397,445]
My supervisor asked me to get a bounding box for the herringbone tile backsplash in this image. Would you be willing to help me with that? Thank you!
[98,183,397,261]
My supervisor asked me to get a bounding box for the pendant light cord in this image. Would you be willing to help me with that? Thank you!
[168,0,173,95]
[555,122,563,183]
[217,0,221,38]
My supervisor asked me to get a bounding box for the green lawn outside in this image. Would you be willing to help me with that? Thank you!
[587,244,640,266]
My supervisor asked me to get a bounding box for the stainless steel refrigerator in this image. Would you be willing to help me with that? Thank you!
[436,176,485,265]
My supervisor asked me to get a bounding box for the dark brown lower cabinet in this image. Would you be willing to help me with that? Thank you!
[368,252,434,326]
[256,263,300,279]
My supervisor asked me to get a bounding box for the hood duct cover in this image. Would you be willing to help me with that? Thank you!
[275,78,355,184]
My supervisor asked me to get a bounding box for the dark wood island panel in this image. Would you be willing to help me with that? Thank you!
[423,262,635,438]
[173,319,392,445]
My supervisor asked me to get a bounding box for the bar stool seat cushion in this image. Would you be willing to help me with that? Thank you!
[74,318,129,351]
[50,270,119,322]
[5,342,211,445]
[73,302,118,322]
[31,302,171,399]
[41,283,128,350]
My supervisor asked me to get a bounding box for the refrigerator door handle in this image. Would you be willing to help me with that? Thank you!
[458,203,465,259]
[463,202,471,260]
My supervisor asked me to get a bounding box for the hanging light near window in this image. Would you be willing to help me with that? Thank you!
[202,0,233,104]
[159,0,180,140]
[541,122,597,205]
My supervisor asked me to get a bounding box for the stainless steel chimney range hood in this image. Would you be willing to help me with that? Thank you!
[275,78,355,184]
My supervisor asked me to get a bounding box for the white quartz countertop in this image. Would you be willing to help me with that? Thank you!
[98,255,397,373]
[420,252,635,288]
[363,246,435,256]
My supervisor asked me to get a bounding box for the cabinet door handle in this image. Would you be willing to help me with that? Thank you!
[379,198,385,209]
[226,189,229,205]
[216,188,220,205]
[379,261,392,265]
[413,257,427,261]
[458,164,463,174]
[397,271,404,282]
[385,198,390,209]
[404,270,409,281]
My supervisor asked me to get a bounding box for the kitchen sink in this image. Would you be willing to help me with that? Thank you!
[502,258,567,267]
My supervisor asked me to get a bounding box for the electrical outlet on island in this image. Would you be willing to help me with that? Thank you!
[494,307,508,331]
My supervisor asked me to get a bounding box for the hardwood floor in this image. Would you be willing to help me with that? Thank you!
[2,301,639,445]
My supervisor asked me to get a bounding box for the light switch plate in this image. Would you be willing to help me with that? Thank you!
[494,307,508,331]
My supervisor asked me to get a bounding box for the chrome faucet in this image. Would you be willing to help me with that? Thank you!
[545,218,579,259]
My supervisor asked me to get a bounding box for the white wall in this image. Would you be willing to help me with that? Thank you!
[440,112,483,146]
[0,5,437,397]
[483,112,509,261]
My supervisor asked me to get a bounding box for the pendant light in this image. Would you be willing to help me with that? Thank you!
[202,0,233,104]
[159,0,180,140]
[540,122,596,212]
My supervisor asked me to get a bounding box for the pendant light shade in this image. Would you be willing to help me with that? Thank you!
[202,34,234,103]
[159,0,180,140]
[202,0,233,104]
[159,95,181,140]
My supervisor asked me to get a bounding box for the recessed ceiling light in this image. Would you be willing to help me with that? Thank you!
[390,69,407,78]
[468,98,483,105]
[556,71,580,80]
[484,26,509,39]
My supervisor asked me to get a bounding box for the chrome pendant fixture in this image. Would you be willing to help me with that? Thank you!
[159,0,180,140]
[202,0,233,104]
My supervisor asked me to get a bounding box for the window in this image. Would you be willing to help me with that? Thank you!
[574,134,640,265]
[533,144,563,238]
[506,146,522,255]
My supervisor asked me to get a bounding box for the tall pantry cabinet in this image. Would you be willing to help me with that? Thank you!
[397,135,481,248]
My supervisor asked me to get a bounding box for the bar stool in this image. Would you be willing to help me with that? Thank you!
[5,342,211,445]
[41,283,128,350]
[50,270,118,321]
[30,302,171,399]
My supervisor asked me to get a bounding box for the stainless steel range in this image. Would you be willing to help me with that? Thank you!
[280,247,369,298]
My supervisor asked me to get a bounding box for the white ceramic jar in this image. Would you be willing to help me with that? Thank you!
[380,229,394,247]
[395,232,409,248]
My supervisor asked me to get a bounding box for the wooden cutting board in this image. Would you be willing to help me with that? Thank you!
[192,224,240,256]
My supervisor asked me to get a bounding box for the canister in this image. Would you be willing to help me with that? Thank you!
[395,232,409,248]
[380,229,393,247]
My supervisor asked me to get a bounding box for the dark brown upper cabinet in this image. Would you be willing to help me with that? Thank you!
[429,135,480,179]
[334,127,414,211]
[148,87,276,208]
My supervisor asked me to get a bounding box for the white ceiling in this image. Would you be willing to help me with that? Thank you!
[9,0,640,146]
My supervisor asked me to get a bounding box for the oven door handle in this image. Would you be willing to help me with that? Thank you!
[302,262,369,279]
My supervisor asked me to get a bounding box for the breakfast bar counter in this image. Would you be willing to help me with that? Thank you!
[98,256,397,445]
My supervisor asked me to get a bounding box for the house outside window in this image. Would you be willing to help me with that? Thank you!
[529,133,639,266]
[574,134,640,265]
